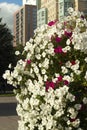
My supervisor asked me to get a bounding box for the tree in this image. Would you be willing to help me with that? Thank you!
[14,43,24,61]
[0,18,15,83]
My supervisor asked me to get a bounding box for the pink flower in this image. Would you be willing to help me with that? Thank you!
[81,15,85,19]
[46,81,55,91]
[56,37,62,43]
[64,31,72,37]
[58,76,63,82]
[54,46,63,53]
[26,59,31,64]
[70,118,76,122]
[48,20,57,26]
[63,80,69,85]
[80,104,86,111]
[71,60,76,65]
[64,21,67,26]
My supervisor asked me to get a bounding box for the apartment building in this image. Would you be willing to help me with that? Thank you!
[22,0,36,5]
[74,0,87,16]
[37,0,73,27]
[37,8,47,27]
[37,0,58,27]
[14,4,37,46]
[58,0,73,20]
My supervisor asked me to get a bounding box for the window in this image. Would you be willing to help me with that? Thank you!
[42,11,45,16]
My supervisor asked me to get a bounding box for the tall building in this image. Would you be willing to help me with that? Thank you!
[58,0,73,20]
[37,8,47,27]
[36,0,41,10]
[22,0,36,5]
[37,0,74,27]
[37,0,58,27]
[74,0,87,16]
[14,4,37,46]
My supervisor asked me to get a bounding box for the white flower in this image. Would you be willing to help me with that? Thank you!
[67,120,71,125]
[33,66,39,74]
[74,43,81,50]
[29,38,34,43]
[11,70,18,78]
[15,51,20,55]
[66,93,75,102]
[72,119,80,128]
[22,98,30,110]
[35,54,41,60]
[42,52,46,58]
[61,66,68,74]
[3,70,10,79]
[35,46,40,53]
[84,71,87,81]
[67,7,74,14]
[84,57,87,62]
[41,69,46,75]
[38,63,41,68]
[8,64,12,69]
[17,75,22,82]
[68,107,78,119]
[83,97,87,104]
[71,64,79,71]
[44,75,48,81]
[55,73,59,77]
[74,104,81,110]
[62,46,71,52]
[63,75,71,82]
[66,39,71,45]
[65,61,72,68]
[77,128,83,130]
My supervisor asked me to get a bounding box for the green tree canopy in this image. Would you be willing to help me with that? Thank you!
[0,18,15,82]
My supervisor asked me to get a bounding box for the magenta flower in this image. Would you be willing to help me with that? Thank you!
[64,21,67,26]
[70,118,76,122]
[46,81,55,91]
[64,31,72,37]
[63,80,69,85]
[26,59,31,64]
[80,104,86,111]
[58,76,63,82]
[48,20,57,26]
[54,46,63,53]
[81,15,85,19]
[71,60,76,65]
[56,37,62,43]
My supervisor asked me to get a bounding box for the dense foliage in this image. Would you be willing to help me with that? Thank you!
[0,18,15,83]
[3,8,87,130]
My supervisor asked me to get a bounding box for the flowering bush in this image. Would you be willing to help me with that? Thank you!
[3,8,87,130]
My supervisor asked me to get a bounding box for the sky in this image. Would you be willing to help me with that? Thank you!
[0,0,22,5]
[0,0,22,33]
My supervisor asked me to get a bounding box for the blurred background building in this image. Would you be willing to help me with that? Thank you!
[74,0,87,16]
[13,0,87,46]
[37,0,87,27]
[58,0,73,20]
[13,1,37,46]
[37,0,59,27]
[22,0,36,5]
[37,0,74,27]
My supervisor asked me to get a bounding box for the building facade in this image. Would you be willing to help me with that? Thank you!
[58,0,73,20]
[22,0,36,5]
[74,0,87,16]
[45,0,58,22]
[37,8,47,27]
[14,4,37,46]
[36,0,41,10]
[37,0,58,27]
[37,0,74,27]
